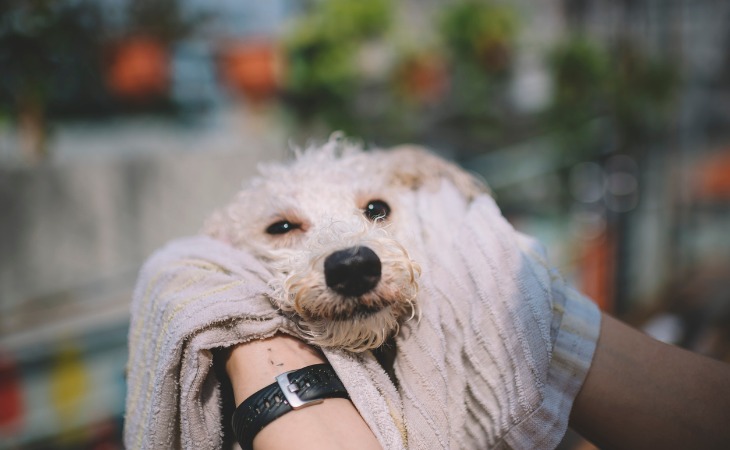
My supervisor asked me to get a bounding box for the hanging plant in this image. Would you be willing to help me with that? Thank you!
[611,39,680,142]
[125,0,201,44]
[281,0,392,130]
[547,37,611,122]
[394,50,450,106]
[433,0,521,147]
[543,37,613,159]
[544,36,679,157]
[440,0,519,76]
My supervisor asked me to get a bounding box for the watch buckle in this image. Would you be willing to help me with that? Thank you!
[275,370,325,410]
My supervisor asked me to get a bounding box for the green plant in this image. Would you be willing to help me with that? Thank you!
[282,0,392,130]
[548,37,611,116]
[611,39,679,142]
[126,0,205,43]
[430,1,521,147]
[440,0,519,75]
[544,35,679,158]
[315,0,391,40]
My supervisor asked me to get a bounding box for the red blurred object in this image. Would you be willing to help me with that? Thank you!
[478,38,512,74]
[218,40,281,103]
[106,36,169,100]
[397,53,449,105]
[695,150,730,199]
[579,232,616,313]
[89,418,123,450]
[0,354,23,433]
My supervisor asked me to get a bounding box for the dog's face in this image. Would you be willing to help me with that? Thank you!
[204,141,485,352]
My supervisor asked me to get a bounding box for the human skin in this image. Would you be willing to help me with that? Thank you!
[224,333,382,450]
[570,313,730,450]
[225,314,730,450]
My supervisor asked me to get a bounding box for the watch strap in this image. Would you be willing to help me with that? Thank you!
[231,363,349,450]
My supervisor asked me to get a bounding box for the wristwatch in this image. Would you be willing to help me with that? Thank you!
[231,363,349,450]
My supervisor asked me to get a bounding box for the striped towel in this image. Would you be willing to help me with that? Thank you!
[124,182,600,449]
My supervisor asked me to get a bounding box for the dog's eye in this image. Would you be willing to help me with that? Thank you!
[364,200,391,221]
[266,220,301,235]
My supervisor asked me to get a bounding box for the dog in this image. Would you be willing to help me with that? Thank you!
[203,136,486,353]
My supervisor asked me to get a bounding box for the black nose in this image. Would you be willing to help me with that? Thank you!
[324,246,382,297]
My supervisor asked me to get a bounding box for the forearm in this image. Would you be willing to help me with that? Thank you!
[570,313,730,450]
[224,334,382,450]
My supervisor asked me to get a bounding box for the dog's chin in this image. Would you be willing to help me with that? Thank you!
[278,253,420,352]
[298,304,412,353]
[331,300,387,321]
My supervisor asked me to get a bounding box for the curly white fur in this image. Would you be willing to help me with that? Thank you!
[203,135,485,352]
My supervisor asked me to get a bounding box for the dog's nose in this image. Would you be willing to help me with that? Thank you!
[324,246,382,297]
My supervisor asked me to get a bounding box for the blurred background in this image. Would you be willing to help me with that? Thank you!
[1,0,729,448]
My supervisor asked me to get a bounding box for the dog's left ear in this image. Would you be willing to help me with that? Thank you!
[379,145,489,201]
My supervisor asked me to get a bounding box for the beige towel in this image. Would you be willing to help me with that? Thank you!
[124,182,600,449]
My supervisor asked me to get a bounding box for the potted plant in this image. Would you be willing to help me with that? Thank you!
[281,0,392,131]
[104,0,205,104]
[440,0,519,76]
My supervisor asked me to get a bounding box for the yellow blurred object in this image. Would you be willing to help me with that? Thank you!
[50,342,89,429]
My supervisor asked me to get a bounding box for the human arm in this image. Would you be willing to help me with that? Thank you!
[223,333,383,450]
[224,317,730,450]
[570,312,730,450]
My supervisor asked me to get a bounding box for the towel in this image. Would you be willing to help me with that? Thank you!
[124,182,600,449]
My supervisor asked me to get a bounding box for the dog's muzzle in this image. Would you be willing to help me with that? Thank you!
[324,246,381,297]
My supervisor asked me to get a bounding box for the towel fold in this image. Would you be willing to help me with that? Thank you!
[124,182,600,449]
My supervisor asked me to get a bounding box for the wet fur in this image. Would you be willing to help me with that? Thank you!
[203,137,486,352]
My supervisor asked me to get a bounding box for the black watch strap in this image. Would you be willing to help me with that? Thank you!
[231,363,349,450]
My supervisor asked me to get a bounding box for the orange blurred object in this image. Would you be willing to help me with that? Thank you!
[695,150,730,199]
[579,232,616,313]
[397,53,450,105]
[106,36,169,100]
[218,40,281,103]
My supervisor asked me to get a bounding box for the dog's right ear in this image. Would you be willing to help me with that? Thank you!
[380,145,489,201]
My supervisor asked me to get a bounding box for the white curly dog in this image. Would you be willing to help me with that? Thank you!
[204,137,485,353]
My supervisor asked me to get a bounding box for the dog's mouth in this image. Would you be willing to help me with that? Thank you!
[330,302,386,321]
[280,238,419,351]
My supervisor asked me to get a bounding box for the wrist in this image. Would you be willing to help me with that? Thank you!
[232,363,350,450]
[225,334,326,403]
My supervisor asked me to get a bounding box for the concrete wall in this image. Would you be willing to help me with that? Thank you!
[0,146,285,337]
[0,108,291,446]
